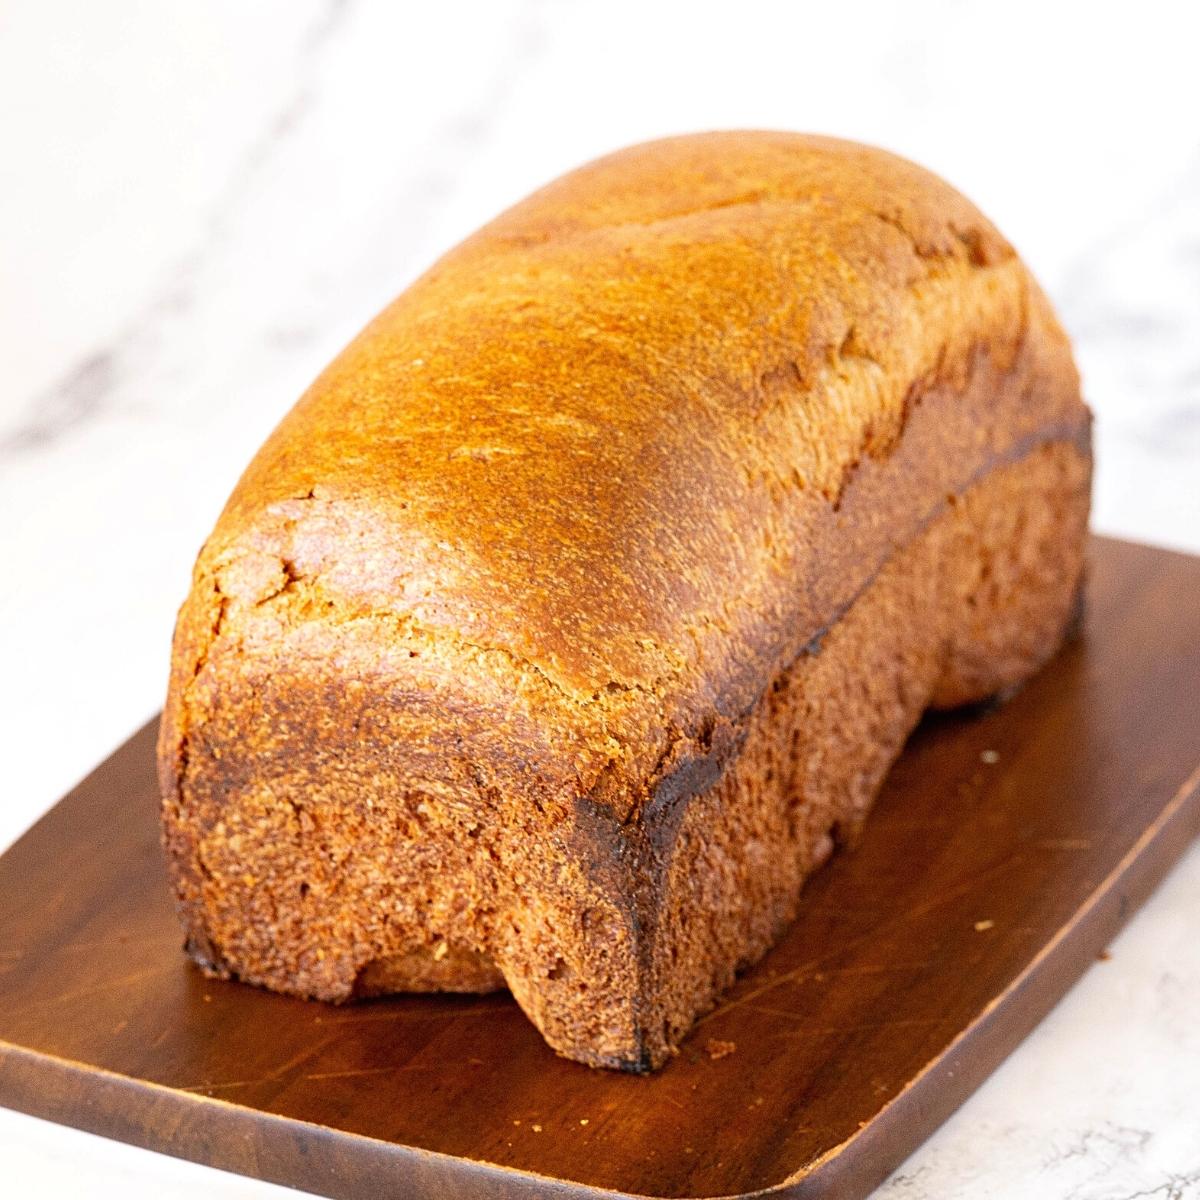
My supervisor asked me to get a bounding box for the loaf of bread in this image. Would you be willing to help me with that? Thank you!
[159,132,1091,1070]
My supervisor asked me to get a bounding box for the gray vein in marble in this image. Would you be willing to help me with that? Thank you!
[1052,1122,1200,1200]
[1056,149,1200,456]
[874,1162,932,1194]
[302,0,354,52]
[345,0,551,258]
[1109,1170,1200,1200]
[1,351,119,453]
[0,0,356,456]
[195,2,358,252]
[1049,1122,1154,1171]
[0,0,552,460]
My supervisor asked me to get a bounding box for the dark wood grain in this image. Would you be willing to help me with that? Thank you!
[1,535,1198,1200]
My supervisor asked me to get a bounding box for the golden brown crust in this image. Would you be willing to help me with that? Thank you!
[158,132,1091,1069]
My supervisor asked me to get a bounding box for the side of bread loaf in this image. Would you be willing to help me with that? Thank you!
[159,132,1091,1069]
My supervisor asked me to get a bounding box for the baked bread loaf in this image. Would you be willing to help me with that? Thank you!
[159,132,1091,1071]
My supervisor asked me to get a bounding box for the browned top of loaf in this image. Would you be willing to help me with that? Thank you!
[174,131,1084,820]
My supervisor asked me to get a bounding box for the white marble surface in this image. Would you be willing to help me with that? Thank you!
[1,1,1198,1196]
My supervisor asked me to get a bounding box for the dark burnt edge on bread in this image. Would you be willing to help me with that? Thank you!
[595,432,1091,1069]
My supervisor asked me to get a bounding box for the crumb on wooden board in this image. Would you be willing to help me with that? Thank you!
[704,1038,737,1061]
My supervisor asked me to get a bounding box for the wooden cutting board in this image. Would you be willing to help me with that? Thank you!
[1,535,1198,1200]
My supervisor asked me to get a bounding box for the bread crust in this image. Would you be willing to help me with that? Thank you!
[158,132,1091,1069]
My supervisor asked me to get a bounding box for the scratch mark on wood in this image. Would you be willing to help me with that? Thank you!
[697,852,1025,1027]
